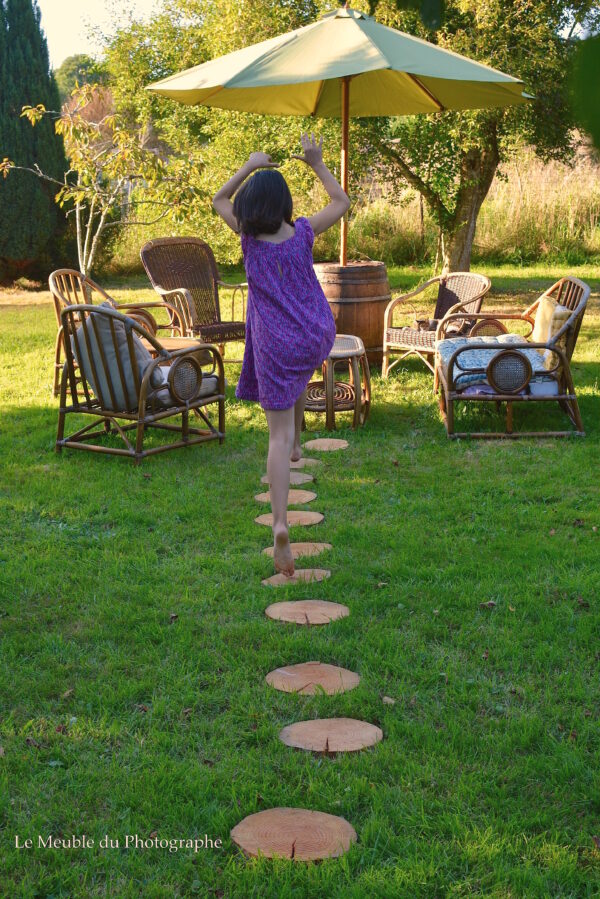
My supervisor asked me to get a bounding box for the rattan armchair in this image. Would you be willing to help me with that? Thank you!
[140,237,247,358]
[435,276,590,438]
[56,304,225,463]
[49,269,185,396]
[382,272,491,376]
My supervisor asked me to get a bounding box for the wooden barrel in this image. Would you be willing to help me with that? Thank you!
[314,261,390,365]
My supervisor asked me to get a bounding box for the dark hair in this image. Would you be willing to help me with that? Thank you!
[233,169,293,236]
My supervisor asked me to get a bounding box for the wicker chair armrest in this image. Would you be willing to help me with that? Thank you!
[118,300,184,336]
[162,342,225,386]
[384,296,421,330]
[154,288,194,333]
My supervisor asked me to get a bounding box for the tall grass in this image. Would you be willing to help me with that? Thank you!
[107,146,600,273]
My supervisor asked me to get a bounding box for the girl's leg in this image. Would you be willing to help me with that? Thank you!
[265,406,295,576]
[291,388,306,462]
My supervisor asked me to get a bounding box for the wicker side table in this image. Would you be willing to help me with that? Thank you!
[305,334,371,430]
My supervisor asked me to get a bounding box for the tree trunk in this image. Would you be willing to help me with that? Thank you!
[442,128,499,273]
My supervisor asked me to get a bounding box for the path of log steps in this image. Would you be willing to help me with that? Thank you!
[230,437,383,862]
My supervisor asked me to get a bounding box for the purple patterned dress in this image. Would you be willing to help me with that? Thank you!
[236,217,336,411]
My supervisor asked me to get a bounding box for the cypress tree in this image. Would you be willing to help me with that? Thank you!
[0,0,67,275]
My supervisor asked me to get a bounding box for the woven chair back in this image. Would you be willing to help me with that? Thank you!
[61,304,162,413]
[546,277,590,362]
[434,273,490,321]
[140,237,221,327]
[49,269,114,326]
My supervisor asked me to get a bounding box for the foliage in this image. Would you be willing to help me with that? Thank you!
[1,84,202,274]
[53,54,108,104]
[0,0,67,279]
[571,35,600,152]
[361,0,600,271]
[1,273,600,895]
[103,0,378,263]
[370,0,444,30]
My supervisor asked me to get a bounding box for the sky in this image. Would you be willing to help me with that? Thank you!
[37,0,159,69]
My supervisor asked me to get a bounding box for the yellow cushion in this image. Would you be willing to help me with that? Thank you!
[531,294,557,343]
[544,303,571,370]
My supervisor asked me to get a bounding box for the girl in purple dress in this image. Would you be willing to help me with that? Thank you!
[213,134,349,577]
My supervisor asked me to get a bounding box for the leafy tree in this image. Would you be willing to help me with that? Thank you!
[2,85,198,274]
[103,0,375,262]
[0,0,67,278]
[361,0,600,270]
[54,54,108,104]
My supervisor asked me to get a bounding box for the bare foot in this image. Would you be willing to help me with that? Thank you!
[290,442,302,463]
[273,524,295,577]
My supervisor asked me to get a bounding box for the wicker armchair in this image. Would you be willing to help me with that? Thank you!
[49,269,185,396]
[140,237,247,358]
[56,304,225,463]
[382,272,491,376]
[435,277,590,438]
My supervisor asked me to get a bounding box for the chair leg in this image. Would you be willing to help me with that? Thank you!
[325,359,335,431]
[382,346,389,379]
[361,353,371,425]
[350,354,361,429]
[53,329,64,397]
[135,417,145,458]
[506,402,513,434]
[182,409,189,442]
[55,364,69,451]
[446,394,454,436]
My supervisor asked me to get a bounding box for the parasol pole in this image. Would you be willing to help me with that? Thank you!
[340,75,350,266]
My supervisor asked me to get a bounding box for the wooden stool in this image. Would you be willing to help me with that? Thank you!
[306,334,371,430]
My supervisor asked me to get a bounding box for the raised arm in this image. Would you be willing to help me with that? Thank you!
[291,134,350,236]
[212,153,280,233]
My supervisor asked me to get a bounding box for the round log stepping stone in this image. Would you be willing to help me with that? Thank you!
[263,542,332,560]
[290,457,321,469]
[303,438,348,452]
[266,661,360,695]
[261,472,314,486]
[254,489,317,505]
[279,718,383,753]
[265,599,348,625]
[255,511,323,527]
[261,568,331,587]
[230,807,356,861]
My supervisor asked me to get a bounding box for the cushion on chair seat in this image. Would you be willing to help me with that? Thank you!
[151,369,222,409]
[386,326,437,350]
[437,334,550,390]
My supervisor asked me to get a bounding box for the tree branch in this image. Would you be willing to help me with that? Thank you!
[378,141,451,223]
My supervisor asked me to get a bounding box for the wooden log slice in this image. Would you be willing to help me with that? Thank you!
[279,718,383,753]
[266,661,360,695]
[255,511,323,527]
[265,600,349,625]
[230,807,357,861]
[261,472,314,485]
[290,457,322,469]
[263,542,332,560]
[254,489,317,505]
[303,438,349,451]
[262,569,331,587]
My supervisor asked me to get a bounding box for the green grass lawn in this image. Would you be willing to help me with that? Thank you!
[1,267,600,897]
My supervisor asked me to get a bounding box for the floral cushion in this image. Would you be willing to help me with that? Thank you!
[436,334,549,389]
